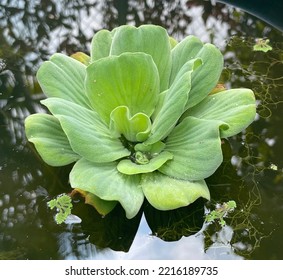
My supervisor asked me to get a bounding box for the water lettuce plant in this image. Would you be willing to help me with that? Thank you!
[25,25,256,219]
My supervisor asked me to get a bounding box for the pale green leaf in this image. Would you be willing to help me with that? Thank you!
[90,29,113,62]
[41,98,130,163]
[117,151,173,175]
[151,90,166,121]
[69,159,144,219]
[141,172,210,210]
[25,113,80,166]
[85,52,159,124]
[170,35,203,85]
[109,106,151,142]
[184,88,256,138]
[110,24,172,91]
[159,116,227,180]
[37,53,90,108]
[185,43,224,110]
[134,141,165,154]
[146,58,202,145]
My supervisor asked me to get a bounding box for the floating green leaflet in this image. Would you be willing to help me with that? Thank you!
[47,194,73,224]
[253,38,272,52]
[205,200,237,226]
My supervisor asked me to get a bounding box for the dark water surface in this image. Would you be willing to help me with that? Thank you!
[0,0,283,260]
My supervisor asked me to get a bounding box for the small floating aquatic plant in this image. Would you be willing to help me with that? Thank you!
[205,200,237,227]
[47,194,73,224]
[253,38,272,52]
[25,25,256,219]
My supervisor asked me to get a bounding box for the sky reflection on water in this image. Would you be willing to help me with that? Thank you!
[57,215,243,260]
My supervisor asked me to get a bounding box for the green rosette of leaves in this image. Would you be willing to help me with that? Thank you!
[25,25,256,219]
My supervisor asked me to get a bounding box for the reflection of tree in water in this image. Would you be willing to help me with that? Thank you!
[1,0,283,259]
[147,40,283,255]
[202,181,267,258]
[204,38,283,258]
[223,37,283,117]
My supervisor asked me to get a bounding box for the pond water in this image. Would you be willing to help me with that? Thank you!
[0,0,282,260]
